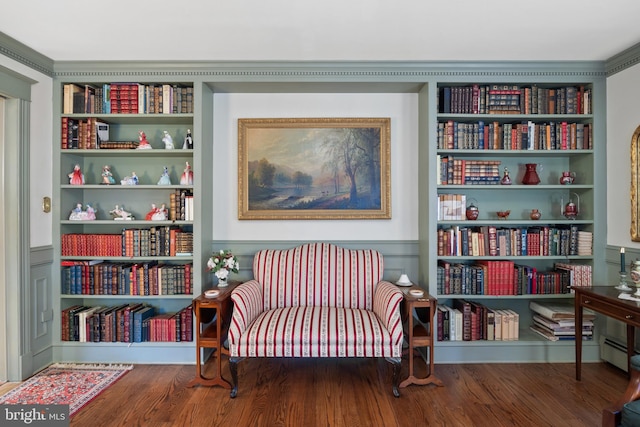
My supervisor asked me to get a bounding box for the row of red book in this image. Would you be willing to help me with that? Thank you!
[61,260,192,296]
[439,85,592,115]
[436,260,592,296]
[62,83,194,115]
[61,303,193,343]
[61,227,192,257]
[437,120,592,151]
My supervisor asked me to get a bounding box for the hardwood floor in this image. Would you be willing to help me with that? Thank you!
[67,356,628,427]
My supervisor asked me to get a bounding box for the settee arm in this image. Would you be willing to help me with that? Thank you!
[373,281,404,354]
[228,280,264,356]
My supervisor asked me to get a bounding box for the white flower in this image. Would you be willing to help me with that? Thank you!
[215,268,229,279]
[208,249,239,275]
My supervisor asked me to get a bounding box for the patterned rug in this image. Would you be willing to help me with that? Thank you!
[0,363,132,417]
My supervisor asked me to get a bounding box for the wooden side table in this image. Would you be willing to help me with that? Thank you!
[187,281,240,388]
[399,285,444,388]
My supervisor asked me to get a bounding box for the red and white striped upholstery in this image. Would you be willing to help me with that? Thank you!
[229,243,403,359]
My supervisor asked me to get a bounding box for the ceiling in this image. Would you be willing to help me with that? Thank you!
[3,0,640,63]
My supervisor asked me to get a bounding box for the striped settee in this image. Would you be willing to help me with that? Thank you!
[228,242,404,398]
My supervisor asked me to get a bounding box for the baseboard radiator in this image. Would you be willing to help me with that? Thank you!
[600,336,630,372]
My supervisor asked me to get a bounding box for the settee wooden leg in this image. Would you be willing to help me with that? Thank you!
[386,357,402,398]
[229,357,242,398]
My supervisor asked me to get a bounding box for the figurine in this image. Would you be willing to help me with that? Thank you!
[68,164,85,185]
[162,131,174,149]
[85,204,96,220]
[137,130,152,150]
[152,203,168,221]
[145,203,168,221]
[145,203,159,220]
[183,129,193,149]
[69,203,96,221]
[121,172,139,186]
[101,165,116,185]
[500,167,512,185]
[109,205,134,220]
[157,166,172,185]
[180,161,194,185]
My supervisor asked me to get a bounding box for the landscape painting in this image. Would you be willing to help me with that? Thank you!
[238,118,391,220]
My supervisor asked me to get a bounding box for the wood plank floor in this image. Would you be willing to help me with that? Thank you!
[64,357,628,427]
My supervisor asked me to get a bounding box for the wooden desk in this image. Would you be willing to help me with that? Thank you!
[187,282,240,388]
[399,285,444,388]
[574,286,640,380]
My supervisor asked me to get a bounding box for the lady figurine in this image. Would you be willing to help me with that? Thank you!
[145,203,159,220]
[101,165,116,185]
[137,130,152,150]
[68,164,85,185]
[162,131,174,149]
[85,204,96,220]
[183,129,193,149]
[157,166,172,185]
[151,203,168,221]
[121,172,139,186]
[180,161,194,185]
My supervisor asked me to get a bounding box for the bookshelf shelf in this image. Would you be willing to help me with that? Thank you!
[61,185,194,190]
[437,184,592,190]
[61,113,193,125]
[60,294,194,300]
[436,149,594,157]
[437,294,573,300]
[61,149,194,157]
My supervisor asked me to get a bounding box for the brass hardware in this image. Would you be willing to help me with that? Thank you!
[42,196,51,213]
[627,315,634,319]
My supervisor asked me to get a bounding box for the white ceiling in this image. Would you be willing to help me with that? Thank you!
[3,0,640,62]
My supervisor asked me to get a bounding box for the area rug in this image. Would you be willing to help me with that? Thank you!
[0,363,132,417]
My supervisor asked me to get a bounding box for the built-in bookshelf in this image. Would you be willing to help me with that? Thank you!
[53,79,211,363]
[427,81,602,362]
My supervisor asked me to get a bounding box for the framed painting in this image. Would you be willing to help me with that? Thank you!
[238,117,391,220]
[632,124,640,241]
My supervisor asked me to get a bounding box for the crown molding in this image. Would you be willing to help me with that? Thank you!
[51,60,606,81]
[606,41,640,76]
[0,32,54,77]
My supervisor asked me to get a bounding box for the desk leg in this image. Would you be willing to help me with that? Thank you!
[628,324,635,376]
[575,300,583,381]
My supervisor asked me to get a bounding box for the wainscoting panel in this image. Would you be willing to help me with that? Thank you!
[209,240,421,287]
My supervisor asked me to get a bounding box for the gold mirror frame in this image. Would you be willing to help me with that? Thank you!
[632,125,640,240]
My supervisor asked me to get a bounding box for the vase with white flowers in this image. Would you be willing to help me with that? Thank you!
[207,249,239,287]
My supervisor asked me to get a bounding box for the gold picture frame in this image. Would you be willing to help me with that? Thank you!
[238,117,391,220]
[632,125,640,241]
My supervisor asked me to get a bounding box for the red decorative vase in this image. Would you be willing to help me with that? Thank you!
[522,163,541,185]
